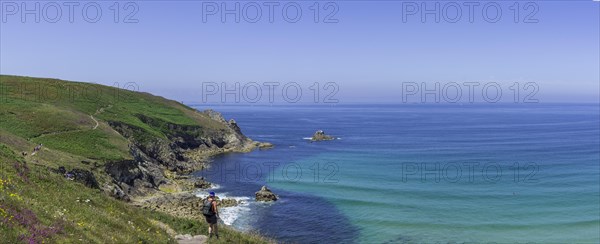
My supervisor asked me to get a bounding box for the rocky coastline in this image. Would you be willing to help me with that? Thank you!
[74,109,271,221]
[42,107,274,230]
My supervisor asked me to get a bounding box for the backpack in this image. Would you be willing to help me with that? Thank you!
[202,200,215,216]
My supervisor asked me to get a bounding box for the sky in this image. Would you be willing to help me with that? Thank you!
[0,1,598,104]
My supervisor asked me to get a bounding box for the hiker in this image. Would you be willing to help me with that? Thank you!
[65,171,75,180]
[202,192,219,239]
[32,144,42,154]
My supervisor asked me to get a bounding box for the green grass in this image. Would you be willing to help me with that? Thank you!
[33,129,129,161]
[0,144,175,243]
[0,75,227,161]
[0,100,89,139]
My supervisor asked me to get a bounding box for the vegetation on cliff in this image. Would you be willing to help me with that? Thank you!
[0,75,270,243]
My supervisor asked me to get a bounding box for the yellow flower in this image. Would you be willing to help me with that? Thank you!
[8,193,22,200]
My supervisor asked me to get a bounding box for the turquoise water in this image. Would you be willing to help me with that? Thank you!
[193,104,600,243]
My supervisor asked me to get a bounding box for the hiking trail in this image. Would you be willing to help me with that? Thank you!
[90,115,99,130]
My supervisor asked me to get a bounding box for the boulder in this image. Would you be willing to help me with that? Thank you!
[255,142,274,150]
[218,198,239,208]
[255,185,278,202]
[193,178,212,189]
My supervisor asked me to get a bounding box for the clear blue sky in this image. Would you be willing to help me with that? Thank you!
[1,1,598,104]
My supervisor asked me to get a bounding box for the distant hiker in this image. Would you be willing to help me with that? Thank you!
[65,171,75,180]
[202,192,219,239]
[32,144,43,154]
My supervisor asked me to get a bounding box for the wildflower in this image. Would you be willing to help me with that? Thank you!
[0,178,11,191]
[9,193,22,201]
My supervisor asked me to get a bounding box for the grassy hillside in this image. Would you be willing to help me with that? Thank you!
[0,75,269,243]
[0,75,227,162]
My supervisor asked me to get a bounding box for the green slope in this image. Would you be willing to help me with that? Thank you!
[0,75,227,161]
[0,75,269,243]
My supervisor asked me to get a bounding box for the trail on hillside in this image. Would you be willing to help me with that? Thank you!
[90,104,112,130]
[176,234,208,244]
[31,105,111,139]
[90,115,99,130]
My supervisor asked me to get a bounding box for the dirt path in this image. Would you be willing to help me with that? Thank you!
[175,234,208,244]
[90,104,111,130]
[149,220,207,244]
[90,115,99,130]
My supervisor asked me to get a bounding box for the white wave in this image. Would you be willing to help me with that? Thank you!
[218,194,251,226]
[219,201,251,226]
[217,192,251,202]
[195,191,209,199]
[194,184,221,198]
[303,137,341,140]
[195,191,252,227]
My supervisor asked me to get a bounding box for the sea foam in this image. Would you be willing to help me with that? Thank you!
[195,191,252,227]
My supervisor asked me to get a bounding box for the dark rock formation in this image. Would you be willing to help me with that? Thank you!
[311,130,335,141]
[71,169,99,188]
[255,185,278,202]
[228,119,247,140]
[53,167,100,189]
[104,160,167,197]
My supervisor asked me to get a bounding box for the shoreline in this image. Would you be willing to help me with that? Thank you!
[127,142,273,235]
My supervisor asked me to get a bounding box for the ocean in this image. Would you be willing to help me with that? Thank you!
[192,103,600,243]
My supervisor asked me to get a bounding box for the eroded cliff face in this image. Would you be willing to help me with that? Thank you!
[103,109,256,201]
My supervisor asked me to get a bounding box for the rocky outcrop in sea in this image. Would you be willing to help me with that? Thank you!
[255,186,278,202]
[311,130,335,141]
